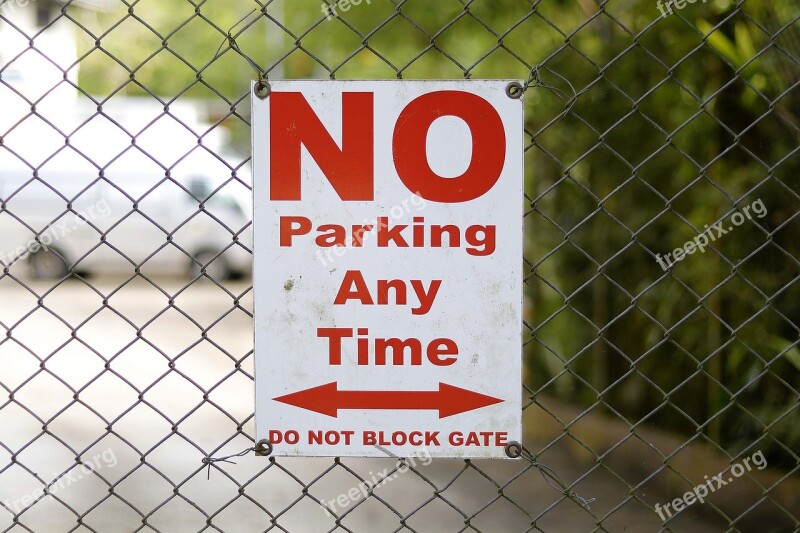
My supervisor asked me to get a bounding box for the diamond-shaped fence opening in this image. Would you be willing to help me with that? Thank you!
[0,0,798,531]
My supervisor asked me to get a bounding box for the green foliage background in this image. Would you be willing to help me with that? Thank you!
[75,0,800,465]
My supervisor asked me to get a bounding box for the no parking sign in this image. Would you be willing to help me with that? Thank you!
[253,80,523,458]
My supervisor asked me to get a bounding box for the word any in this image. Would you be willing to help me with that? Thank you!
[656,0,707,18]
[655,198,767,271]
[2,449,118,514]
[320,0,371,21]
[321,445,432,517]
[654,449,767,521]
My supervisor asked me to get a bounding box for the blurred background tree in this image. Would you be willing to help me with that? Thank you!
[75,0,800,465]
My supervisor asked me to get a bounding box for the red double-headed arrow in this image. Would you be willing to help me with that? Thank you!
[273,382,503,418]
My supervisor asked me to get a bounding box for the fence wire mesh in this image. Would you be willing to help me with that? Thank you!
[0,0,799,531]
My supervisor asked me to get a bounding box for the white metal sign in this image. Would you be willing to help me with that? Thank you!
[253,80,523,458]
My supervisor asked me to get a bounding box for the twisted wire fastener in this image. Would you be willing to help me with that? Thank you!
[505,441,595,510]
[202,439,273,479]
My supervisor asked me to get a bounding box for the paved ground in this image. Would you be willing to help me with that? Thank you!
[0,277,728,532]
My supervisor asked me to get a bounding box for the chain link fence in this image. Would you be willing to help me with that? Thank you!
[0,0,798,531]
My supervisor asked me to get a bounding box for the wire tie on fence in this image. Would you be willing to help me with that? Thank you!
[202,440,273,478]
[505,442,595,510]
[212,8,266,83]
[202,447,252,480]
[521,65,578,113]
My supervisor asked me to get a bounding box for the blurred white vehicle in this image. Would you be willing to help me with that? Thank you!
[0,151,252,280]
[0,0,255,280]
